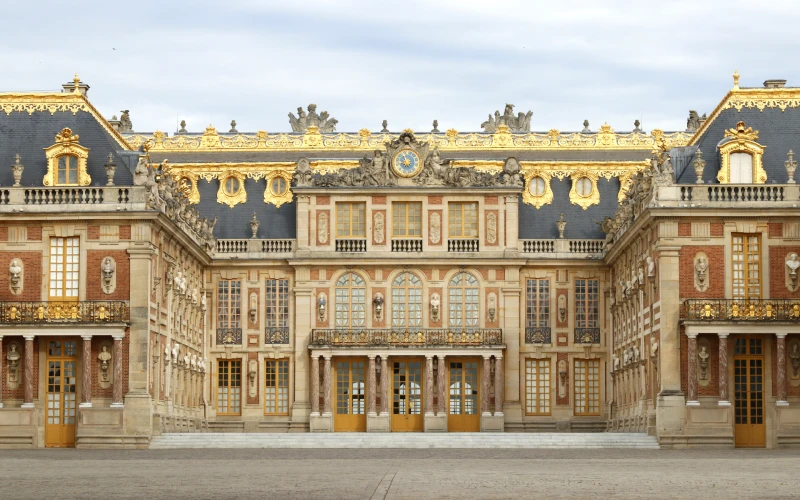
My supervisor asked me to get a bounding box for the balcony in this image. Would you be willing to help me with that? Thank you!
[448,239,479,252]
[216,327,242,345]
[0,301,130,324]
[684,299,800,322]
[266,327,290,344]
[525,327,552,344]
[574,327,601,344]
[310,328,503,347]
[335,239,367,252]
[391,238,423,252]
[520,238,605,259]
[214,238,295,258]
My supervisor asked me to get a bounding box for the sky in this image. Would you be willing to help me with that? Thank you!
[2,0,800,134]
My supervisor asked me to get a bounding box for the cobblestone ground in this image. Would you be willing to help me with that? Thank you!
[0,448,799,499]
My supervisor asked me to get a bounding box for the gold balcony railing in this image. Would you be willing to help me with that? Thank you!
[0,301,130,324]
[311,328,503,347]
[684,299,800,321]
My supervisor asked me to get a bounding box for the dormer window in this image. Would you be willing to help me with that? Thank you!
[216,171,247,207]
[57,155,79,185]
[717,121,766,184]
[43,128,90,187]
[568,172,599,210]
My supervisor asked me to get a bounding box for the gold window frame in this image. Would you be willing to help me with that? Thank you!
[569,171,599,210]
[717,121,766,184]
[217,170,247,207]
[522,170,553,209]
[264,170,293,207]
[43,128,91,187]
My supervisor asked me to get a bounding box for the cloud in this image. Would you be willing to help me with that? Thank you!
[1,0,799,133]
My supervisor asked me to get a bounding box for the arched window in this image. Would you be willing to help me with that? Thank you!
[57,154,79,185]
[391,272,422,330]
[335,272,366,329]
[448,272,479,330]
[730,153,754,183]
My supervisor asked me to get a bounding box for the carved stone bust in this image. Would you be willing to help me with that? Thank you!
[694,253,709,292]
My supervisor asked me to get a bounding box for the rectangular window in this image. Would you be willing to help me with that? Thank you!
[574,359,600,415]
[448,202,478,238]
[392,202,422,237]
[732,233,761,300]
[265,359,290,414]
[525,359,551,415]
[526,279,550,328]
[336,202,366,238]
[265,279,289,328]
[217,360,241,415]
[56,155,78,185]
[49,237,79,299]
[575,279,599,328]
[217,280,241,328]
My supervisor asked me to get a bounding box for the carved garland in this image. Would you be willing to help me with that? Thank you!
[43,128,91,186]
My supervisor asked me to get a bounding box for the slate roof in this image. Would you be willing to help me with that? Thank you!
[677,106,800,184]
[0,110,135,187]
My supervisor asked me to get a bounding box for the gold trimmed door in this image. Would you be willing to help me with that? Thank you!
[334,357,367,432]
[45,338,78,448]
[734,336,766,448]
[391,358,424,432]
[448,358,480,432]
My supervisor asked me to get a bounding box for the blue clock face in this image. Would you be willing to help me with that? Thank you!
[393,150,421,177]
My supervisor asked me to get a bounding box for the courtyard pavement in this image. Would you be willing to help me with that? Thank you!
[0,448,798,499]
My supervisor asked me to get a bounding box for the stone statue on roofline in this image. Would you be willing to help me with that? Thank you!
[119,110,133,133]
[686,110,707,133]
[481,104,532,132]
[288,104,338,133]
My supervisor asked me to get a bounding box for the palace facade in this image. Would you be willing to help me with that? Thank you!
[1,73,799,448]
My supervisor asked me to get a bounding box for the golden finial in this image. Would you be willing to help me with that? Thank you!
[73,73,81,93]
[733,69,740,90]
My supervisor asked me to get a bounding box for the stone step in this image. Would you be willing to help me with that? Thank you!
[150,432,659,449]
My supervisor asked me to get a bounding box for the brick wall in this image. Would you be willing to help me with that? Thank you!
[86,250,130,300]
[0,252,42,301]
[769,223,783,239]
[678,223,691,237]
[119,225,131,240]
[710,223,723,237]
[769,245,800,298]
[679,245,724,298]
[87,226,100,240]
[1,337,38,401]
[27,226,41,241]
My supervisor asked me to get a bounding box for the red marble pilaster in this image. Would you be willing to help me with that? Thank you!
[494,356,503,415]
[367,356,376,415]
[310,355,320,415]
[0,337,4,408]
[380,356,389,415]
[437,356,446,415]
[777,334,788,404]
[323,356,332,414]
[112,336,124,407]
[718,334,729,404]
[23,336,34,407]
[482,355,491,414]
[81,337,92,407]
[687,334,698,404]
[425,356,434,414]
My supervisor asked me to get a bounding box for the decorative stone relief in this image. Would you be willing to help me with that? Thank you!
[6,342,21,389]
[101,256,116,295]
[694,252,709,292]
[318,212,329,245]
[786,253,800,292]
[249,292,258,325]
[98,343,113,389]
[480,104,532,132]
[171,343,179,364]
[317,292,327,323]
[487,293,497,323]
[698,340,710,386]
[373,292,385,322]
[557,360,567,398]
[430,293,441,323]
[557,294,566,324]
[486,212,497,244]
[248,359,258,398]
[9,258,22,296]
[429,212,441,244]
[288,104,338,133]
[373,212,385,245]
[788,340,800,383]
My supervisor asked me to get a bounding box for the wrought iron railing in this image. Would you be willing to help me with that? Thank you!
[574,327,601,344]
[0,301,130,324]
[216,327,242,345]
[310,328,503,346]
[524,327,552,344]
[265,327,290,344]
[684,299,800,321]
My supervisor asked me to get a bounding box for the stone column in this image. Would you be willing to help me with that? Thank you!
[482,355,491,415]
[22,336,34,408]
[494,355,504,415]
[0,336,4,408]
[322,355,332,415]
[311,355,320,416]
[80,336,93,408]
[425,355,434,415]
[437,355,446,415]
[777,334,789,406]
[380,355,389,415]
[686,333,699,405]
[718,334,730,406]
[367,355,377,416]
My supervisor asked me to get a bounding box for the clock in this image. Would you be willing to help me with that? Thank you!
[392,150,422,178]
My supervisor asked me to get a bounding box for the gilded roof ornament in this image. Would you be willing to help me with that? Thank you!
[55,127,79,144]
[724,121,758,142]
[733,69,740,90]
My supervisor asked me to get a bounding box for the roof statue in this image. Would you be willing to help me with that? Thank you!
[431,120,440,133]
[177,120,187,134]
[686,110,706,133]
[481,104,533,132]
[289,104,338,133]
[119,110,133,133]
[582,120,590,132]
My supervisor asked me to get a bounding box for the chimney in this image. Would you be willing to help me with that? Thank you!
[62,74,90,96]
[764,79,787,89]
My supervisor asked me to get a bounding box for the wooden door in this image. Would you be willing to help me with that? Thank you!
[334,358,367,432]
[447,358,480,432]
[391,359,424,432]
[734,336,766,448]
[45,338,78,448]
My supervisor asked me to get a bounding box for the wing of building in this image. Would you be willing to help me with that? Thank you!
[0,74,797,448]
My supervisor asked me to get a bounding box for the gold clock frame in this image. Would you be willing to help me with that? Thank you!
[392,149,422,178]
[43,128,91,187]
